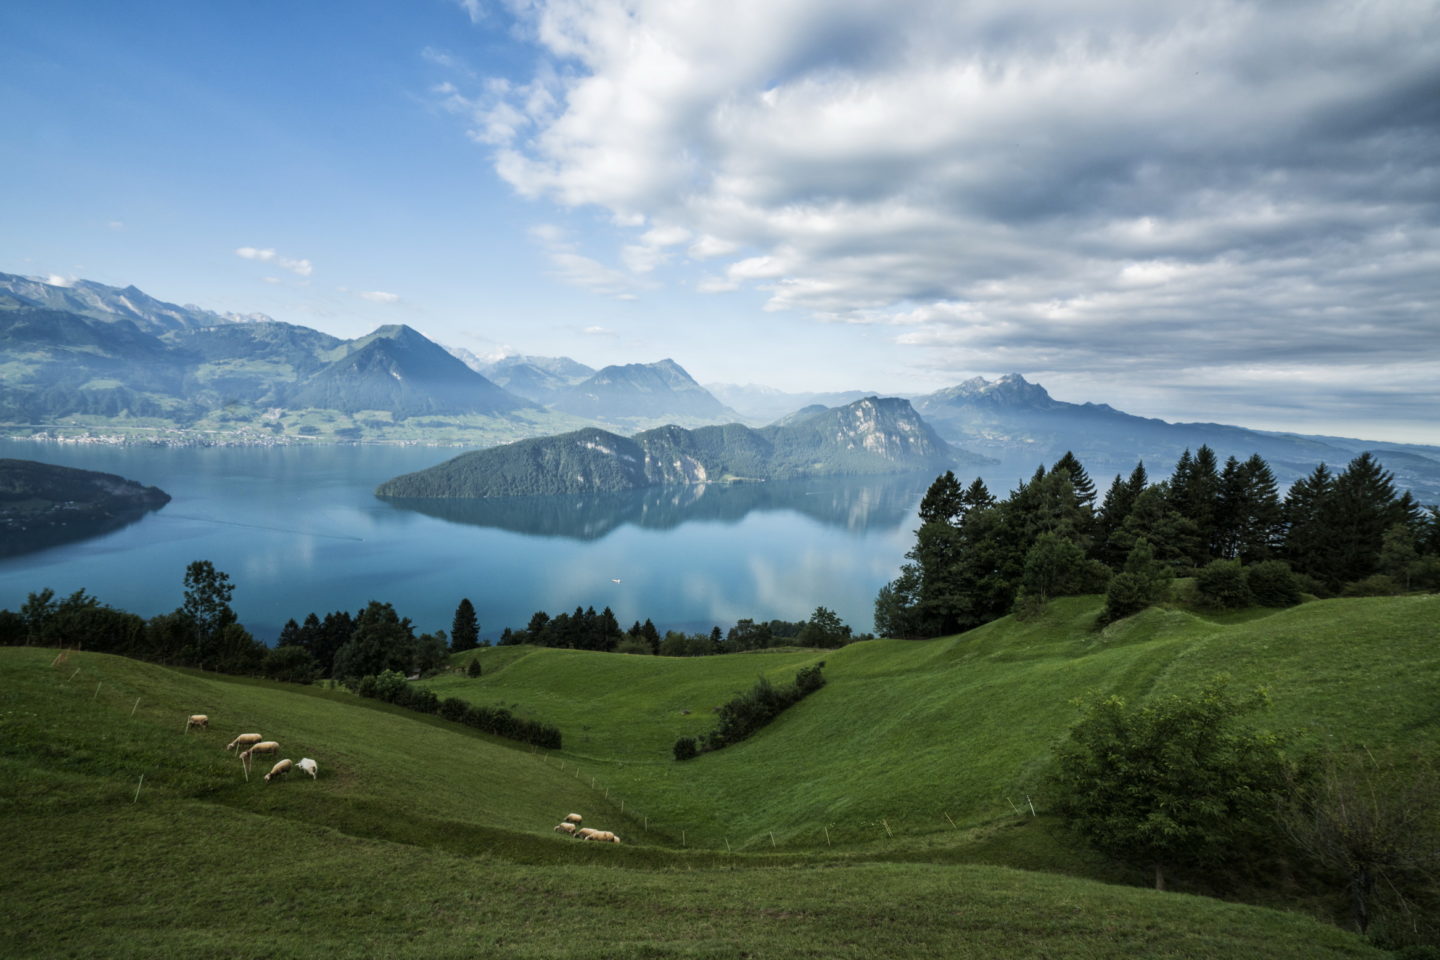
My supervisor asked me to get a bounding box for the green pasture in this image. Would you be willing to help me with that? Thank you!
[5,591,1436,957]
[425,594,1440,853]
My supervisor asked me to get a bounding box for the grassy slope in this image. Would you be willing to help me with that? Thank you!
[0,645,1387,959]
[427,595,1440,854]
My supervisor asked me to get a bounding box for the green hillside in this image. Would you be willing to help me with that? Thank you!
[6,593,1434,957]
[425,594,1440,854]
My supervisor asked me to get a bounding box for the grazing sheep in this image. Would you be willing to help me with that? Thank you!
[575,827,600,840]
[185,714,209,732]
[564,813,584,825]
[554,822,578,835]
[583,830,620,843]
[264,759,294,783]
[239,741,280,764]
[225,733,263,753]
[296,758,318,780]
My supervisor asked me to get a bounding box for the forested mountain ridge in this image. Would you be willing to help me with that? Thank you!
[376,396,972,498]
[287,324,531,417]
[0,458,170,556]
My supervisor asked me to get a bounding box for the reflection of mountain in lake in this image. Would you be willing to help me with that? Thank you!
[381,473,930,541]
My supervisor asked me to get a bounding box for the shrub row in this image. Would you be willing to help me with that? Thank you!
[352,669,562,750]
[674,664,825,761]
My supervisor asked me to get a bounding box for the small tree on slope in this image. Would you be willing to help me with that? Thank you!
[1051,677,1293,891]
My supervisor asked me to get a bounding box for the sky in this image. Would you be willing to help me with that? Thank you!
[2,0,1437,443]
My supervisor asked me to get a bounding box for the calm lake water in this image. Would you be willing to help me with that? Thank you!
[1,439,1010,642]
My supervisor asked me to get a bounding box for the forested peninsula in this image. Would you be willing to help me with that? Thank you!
[0,459,170,556]
[376,397,970,498]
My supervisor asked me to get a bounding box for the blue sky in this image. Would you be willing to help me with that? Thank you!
[3,0,1438,442]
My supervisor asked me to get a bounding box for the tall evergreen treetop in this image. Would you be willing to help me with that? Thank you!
[918,471,965,526]
[451,597,479,652]
[1051,451,1097,508]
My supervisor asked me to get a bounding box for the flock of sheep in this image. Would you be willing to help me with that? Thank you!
[554,812,621,843]
[186,714,318,784]
[188,717,621,844]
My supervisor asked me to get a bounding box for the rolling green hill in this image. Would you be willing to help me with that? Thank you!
[6,592,1434,957]
[425,594,1440,853]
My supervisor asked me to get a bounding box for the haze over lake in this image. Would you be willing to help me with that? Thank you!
[0,440,1040,641]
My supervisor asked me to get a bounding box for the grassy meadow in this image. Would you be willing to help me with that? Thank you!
[5,591,1436,957]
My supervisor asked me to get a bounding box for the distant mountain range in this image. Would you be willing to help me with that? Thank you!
[0,273,745,439]
[2,272,1435,500]
[376,397,971,498]
[911,374,1440,499]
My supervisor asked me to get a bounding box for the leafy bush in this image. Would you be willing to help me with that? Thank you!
[1342,574,1403,597]
[351,670,562,749]
[1101,572,1154,624]
[615,636,653,655]
[466,657,481,678]
[1244,560,1301,607]
[1052,677,1293,891]
[1196,559,1253,609]
[679,664,825,760]
[672,736,698,761]
[261,644,319,684]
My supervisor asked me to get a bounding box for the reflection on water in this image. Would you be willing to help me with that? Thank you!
[0,507,165,559]
[379,473,932,541]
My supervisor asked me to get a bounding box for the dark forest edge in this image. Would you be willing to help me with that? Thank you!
[877,447,1440,638]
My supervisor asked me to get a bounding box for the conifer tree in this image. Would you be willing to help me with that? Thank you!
[918,470,965,525]
[450,597,479,652]
[1283,463,1335,583]
[1051,451,1097,509]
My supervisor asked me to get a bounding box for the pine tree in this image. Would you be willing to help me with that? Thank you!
[641,618,661,654]
[1168,446,1220,564]
[918,471,965,525]
[1328,453,1401,586]
[450,598,480,652]
[1051,451,1097,509]
[1283,463,1335,583]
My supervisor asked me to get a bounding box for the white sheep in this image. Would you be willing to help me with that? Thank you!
[564,813,584,825]
[554,822,578,835]
[264,759,293,783]
[583,830,621,843]
[575,827,600,840]
[296,758,318,780]
[239,741,280,764]
[185,714,209,732]
[225,733,263,752]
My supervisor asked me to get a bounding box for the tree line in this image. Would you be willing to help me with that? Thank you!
[876,448,1439,637]
[673,664,826,761]
[496,605,863,655]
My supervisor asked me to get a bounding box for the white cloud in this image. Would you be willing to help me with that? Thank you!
[46,274,74,287]
[235,246,313,278]
[529,222,644,299]
[360,290,400,303]
[453,0,484,25]
[106,220,125,231]
[583,324,618,336]
[449,0,1440,423]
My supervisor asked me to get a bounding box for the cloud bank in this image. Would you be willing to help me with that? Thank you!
[444,0,1440,429]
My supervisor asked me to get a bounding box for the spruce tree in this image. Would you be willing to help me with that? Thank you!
[1051,451,1097,509]
[450,597,480,652]
[918,471,965,525]
[1328,453,1401,586]
[1283,463,1335,583]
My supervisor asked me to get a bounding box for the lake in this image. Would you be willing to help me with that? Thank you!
[1,439,1028,642]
